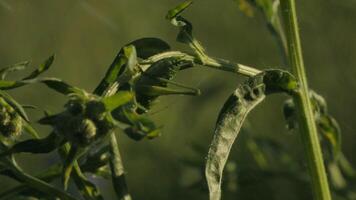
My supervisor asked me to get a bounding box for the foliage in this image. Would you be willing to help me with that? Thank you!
[0,1,354,200]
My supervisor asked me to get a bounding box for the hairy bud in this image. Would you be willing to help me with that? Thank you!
[0,98,23,138]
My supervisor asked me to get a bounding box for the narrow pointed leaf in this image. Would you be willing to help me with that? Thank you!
[22,55,55,80]
[166,1,193,20]
[0,61,29,80]
[126,38,170,59]
[0,132,63,157]
[40,78,85,96]
[62,146,80,190]
[135,57,194,110]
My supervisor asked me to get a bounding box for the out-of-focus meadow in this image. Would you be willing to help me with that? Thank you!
[0,0,355,199]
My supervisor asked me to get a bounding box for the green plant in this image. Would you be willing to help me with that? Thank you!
[0,1,355,200]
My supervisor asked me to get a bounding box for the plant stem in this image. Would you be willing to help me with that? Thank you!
[109,133,132,200]
[4,157,76,200]
[280,1,332,200]
[141,51,261,77]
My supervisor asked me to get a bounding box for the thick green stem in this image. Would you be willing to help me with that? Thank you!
[280,1,332,200]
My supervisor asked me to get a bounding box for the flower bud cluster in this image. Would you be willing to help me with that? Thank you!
[0,98,22,138]
[53,95,114,146]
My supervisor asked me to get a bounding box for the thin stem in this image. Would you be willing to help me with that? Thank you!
[108,133,132,200]
[4,157,76,200]
[141,51,261,77]
[280,1,332,200]
[98,81,132,199]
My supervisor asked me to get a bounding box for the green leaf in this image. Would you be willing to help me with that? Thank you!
[94,38,170,96]
[0,60,29,80]
[112,107,159,140]
[134,57,194,110]
[0,132,64,157]
[59,143,104,200]
[93,52,127,96]
[40,78,85,96]
[101,91,133,111]
[125,37,170,59]
[22,54,55,80]
[205,74,266,200]
[0,79,35,90]
[62,145,80,190]
[23,123,40,139]
[166,1,193,20]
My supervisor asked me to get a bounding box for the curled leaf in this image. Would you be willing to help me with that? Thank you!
[205,69,297,200]
[166,1,207,62]
[205,74,266,200]
[23,55,55,80]
[282,91,341,161]
[0,60,29,80]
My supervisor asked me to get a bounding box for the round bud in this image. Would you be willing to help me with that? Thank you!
[85,100,106,120]
[66,99,85,116]
[72,118,97,146]
[0,99,22,138]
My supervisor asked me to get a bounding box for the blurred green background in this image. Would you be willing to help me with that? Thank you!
[0,0,355,199]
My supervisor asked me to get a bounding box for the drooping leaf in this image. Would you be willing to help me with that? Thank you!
[40,78,85,96]
[205,74,266,200]
[282,90,342,161]
[0,60,29,80]
[22,54,55,80]
[205,69,297,200]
